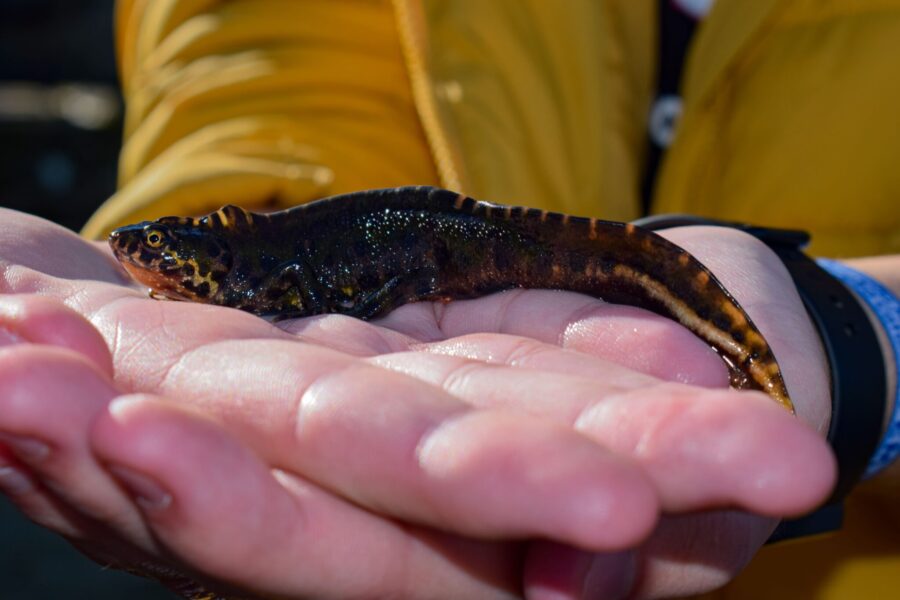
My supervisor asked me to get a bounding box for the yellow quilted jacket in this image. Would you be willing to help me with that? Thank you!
[87,1,900,597]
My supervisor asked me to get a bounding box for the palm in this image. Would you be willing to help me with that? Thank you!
[0,208,834,598]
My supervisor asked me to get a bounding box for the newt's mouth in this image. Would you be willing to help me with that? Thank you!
[117,259,193,302]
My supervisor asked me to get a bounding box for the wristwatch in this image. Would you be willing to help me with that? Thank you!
[632,214,888,542]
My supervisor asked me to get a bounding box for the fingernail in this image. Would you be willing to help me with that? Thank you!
[0,433,51,462]
[581,551,636,600]
[108,465,172,511]
[0,465,33,495]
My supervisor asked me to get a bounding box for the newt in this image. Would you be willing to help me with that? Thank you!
[109,186,793,412]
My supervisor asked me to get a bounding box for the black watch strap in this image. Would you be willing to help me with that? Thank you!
[633,214,887,541]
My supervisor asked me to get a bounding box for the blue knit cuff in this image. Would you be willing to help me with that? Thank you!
[817,258,900,478]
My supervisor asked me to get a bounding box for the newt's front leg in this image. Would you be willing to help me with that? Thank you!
[255,261,326,320]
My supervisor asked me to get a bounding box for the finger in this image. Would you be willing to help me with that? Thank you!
[0,295,113,377]
[626,511,775,598]
[368,345,649,423]
[161,340,659,549]
[379,289,728,386]
[370,342,834,516]
[370,330,712,421]
[90,395,524,599]
[523,542,636,600]
[523,511,772,600]
[410,333,661,387]
[283,310,703,388]
[0,345,154,549]
[0,444,82,537]
[574,385,836,516]
[295,363,658,549]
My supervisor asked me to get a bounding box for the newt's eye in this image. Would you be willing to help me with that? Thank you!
[145,229,165,248]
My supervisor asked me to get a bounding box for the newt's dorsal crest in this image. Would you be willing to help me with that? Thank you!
[154,204,256,232]
[200,204,256,232]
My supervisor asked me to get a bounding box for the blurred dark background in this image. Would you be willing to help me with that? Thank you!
[1,0,173,597]
[1,0,121,231]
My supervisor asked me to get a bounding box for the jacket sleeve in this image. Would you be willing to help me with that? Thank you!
[83,0,439,238]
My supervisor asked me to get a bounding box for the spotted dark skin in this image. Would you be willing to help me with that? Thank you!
[109,186,793,412]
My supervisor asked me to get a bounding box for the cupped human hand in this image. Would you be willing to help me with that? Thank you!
[0,208,834,598]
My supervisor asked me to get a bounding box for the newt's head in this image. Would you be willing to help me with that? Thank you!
[109,208,240,303]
